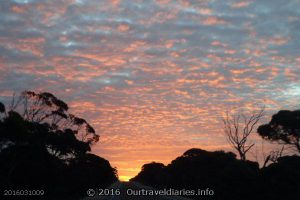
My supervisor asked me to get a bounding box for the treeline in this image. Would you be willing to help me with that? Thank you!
[1,91,300,200]
[131,149,300,200]
[131,108,300,200]
[0,91,118,199]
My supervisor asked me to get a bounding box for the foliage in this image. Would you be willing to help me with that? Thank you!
[259,155,300,200]
[131,148,259,200]
[8,91,99,145]
[0,91,117,199]
[257,110,300,152]
[132,148,300,200]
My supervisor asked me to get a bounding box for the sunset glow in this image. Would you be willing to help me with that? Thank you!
[1,0,300,180]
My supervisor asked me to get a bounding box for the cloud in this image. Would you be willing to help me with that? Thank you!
[1,0,300,179]
[231,1,251,8]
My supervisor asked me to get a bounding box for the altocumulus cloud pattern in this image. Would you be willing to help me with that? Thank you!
[0,0,300,179]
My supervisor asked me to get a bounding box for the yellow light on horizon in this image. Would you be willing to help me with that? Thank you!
[119,175,131,182]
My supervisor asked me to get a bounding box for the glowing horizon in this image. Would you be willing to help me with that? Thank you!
[1,0,300,180]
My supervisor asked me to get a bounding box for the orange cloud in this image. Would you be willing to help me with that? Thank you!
[118,24,130,32]
[1,0,299,181]
[202,17,227,26]
[199,8,213,15]
[231,1,251,8]
[11,5,27,13]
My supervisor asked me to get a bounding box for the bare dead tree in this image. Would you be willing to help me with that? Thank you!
[223,107,265,161]
[262,145,285,168]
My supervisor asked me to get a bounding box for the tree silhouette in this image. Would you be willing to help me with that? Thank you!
[223,108,265,161]
[0,91,117,199]
[257,110,300,153]
[0,102,5,113]
[9,91,99,144]
[131,162,166,188]
[262,145,285,168]
[0,91,98,161]
[259,155,300,200]
[132,148,259,200]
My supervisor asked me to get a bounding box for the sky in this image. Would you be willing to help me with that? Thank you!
[0,0,300,181]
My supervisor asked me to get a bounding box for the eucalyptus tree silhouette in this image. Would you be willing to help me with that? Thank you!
[0,91,117,199]
[257,110,300,153]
